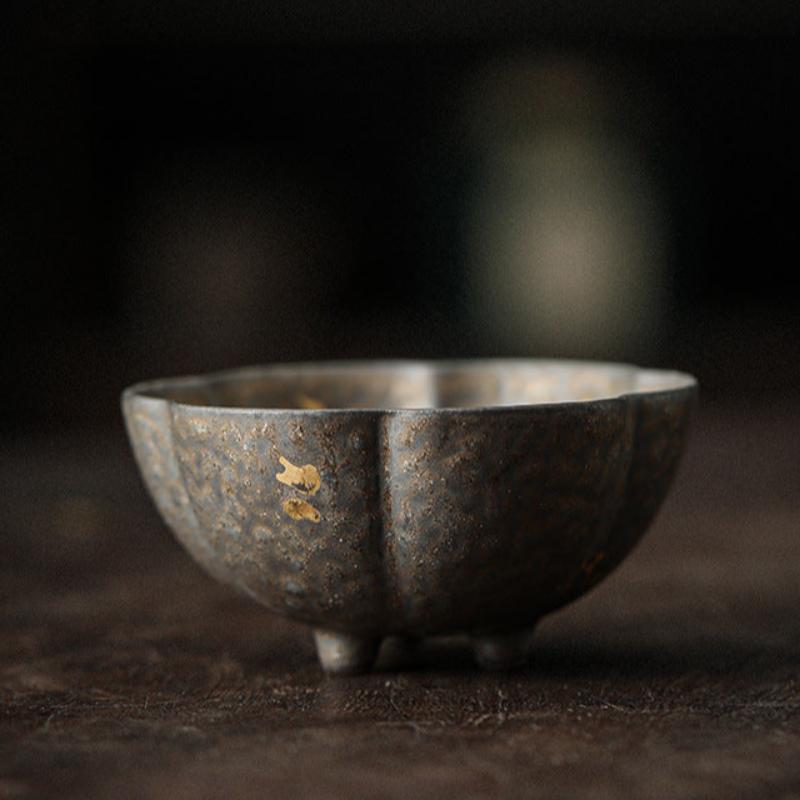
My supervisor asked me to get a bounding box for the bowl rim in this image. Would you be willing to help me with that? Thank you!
[121,358,698,416]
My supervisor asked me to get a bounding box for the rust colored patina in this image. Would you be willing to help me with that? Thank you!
[122,360,696,674]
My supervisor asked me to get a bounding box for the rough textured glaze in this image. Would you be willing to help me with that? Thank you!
[122,360,696,673]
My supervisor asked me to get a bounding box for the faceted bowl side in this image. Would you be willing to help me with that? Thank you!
[122,361,696,672]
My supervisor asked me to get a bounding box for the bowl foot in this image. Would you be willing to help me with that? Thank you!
[313,629,381,675]
[472,628,533,671]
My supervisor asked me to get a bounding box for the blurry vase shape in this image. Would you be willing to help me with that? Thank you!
[463,57,668,357]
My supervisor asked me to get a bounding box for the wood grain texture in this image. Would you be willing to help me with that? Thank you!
[2,406,799,799]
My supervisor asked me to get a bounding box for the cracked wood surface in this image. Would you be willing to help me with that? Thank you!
[1,405,799,799]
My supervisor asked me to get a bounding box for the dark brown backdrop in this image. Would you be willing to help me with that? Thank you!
[2,4,800,798]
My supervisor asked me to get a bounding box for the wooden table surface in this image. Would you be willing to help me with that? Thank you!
[2,405,799,799]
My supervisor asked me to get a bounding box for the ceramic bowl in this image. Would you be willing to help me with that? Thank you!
[122,360,696,673]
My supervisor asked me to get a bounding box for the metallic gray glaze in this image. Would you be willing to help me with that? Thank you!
[122,360,696,673]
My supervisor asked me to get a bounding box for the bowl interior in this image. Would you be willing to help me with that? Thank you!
[133,361,695,411]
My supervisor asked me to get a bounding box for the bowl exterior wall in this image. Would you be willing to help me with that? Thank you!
[123,384,695,635]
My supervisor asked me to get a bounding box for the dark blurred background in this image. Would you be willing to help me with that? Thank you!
[4,10,800,795]
[3,3,799,435]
